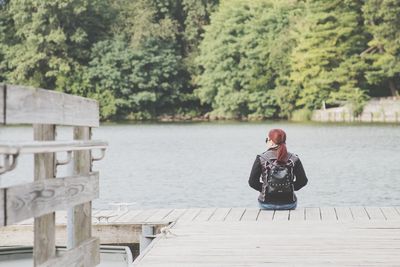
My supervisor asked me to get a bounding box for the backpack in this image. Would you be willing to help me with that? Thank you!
[263,158,295,195]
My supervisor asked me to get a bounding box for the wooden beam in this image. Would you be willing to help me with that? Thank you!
[0,84,5,124]
[4,84,99,127]
[69,126,94,247]
[38,237,100,267]
[33,124,56,267]
[5,172,99,225]
[0,223,162,246]
[0,188,4,226]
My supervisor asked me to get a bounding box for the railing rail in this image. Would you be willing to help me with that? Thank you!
[0,84,106,267]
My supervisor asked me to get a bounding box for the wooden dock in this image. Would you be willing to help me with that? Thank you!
[132,206,400,266]
[2,206,400,266]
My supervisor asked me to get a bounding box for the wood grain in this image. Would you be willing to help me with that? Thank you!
[305,207,321,221]
[381,207,400,220]
[365,207,385,220]
[69,126,93,248]
[193,208,216,222]
[163,209,187,222]
[257,209,274,221]
[38,237,100,267]
[273,210,289,221]
[350,206,369,220]
[0,188,4,226]
[135,220,400,266]
[5,85,99,127]
[240,208,260,221]
[146,209,173,222]
[0,84,4,124]
[320,207,337,221]
[209,208,231,221]
[33,124,56,267]
[289,207,305,221]
[6,172,99,225]
[335,207,353,221]
[224,208,245,222]
[177,209,200,222]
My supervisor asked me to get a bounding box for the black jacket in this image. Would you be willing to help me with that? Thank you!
[248,148,308,204]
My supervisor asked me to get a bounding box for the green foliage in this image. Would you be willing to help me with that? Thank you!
[83,37,184,119]
[362,0,400,96]
[5,0,112,90]
[195,0,302,119]
[0,0,12,82]
[291,108,313,122]
[290,0,369,111]
[0,0,398,121]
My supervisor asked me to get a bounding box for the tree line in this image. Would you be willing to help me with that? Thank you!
[0,0,399,120]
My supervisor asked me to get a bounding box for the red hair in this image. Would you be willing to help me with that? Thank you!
[268,129,288,164]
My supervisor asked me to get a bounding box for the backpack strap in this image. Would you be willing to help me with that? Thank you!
[258,153,276,171]
[286,154,294,167]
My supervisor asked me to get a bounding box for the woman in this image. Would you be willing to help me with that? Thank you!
[248,128,308,210]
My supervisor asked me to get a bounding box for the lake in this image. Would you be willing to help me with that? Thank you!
[1,122,399,209]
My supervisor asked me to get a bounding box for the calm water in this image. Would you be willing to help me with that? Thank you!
[1,122,399,209]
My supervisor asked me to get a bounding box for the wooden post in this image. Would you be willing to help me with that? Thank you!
[33,124,56,267]
[69,126,93,247]
[140,225,155,253]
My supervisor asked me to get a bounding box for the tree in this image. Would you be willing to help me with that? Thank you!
[0,0,12,82]
[82,37,184,120]
[362,0,400,97]
[290,0,369,111]
[195,0,302,119]
[76,0,187,120]
[6,0,112,90]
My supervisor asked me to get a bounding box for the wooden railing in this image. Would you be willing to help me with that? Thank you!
[0,84,107,267]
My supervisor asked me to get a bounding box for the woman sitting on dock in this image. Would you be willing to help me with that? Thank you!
[248,128,308,210]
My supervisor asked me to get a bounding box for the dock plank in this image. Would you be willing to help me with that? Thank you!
[257,209,274,221]
[224,208,245,222]
[177,209,200,222]
[320,207,337,221]
[193,208,217,222]
[163,209,188,222]
[380,207,400,220]
[208,208,231,221]
[273,210,289,221]
[135,219,400,266]
[145,209,174,223]
[129,209,159,223]
[305,207,321,221]
[350,207,370,220]
[335,207,353,221]
[113,210,143,223]
[288,208,304,221]
[240,208,260,221]
[107,210,130,223]
[365,207,385,220]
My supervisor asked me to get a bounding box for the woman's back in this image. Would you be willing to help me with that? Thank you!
[248,129,308,210]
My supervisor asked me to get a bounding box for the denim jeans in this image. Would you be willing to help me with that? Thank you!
[258,200,297,210]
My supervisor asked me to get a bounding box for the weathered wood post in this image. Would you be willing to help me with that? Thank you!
[0,84,105,266]
[69,126,93,248]
[33,124,56,267]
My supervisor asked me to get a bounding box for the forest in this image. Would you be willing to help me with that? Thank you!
[0,0,399,120]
